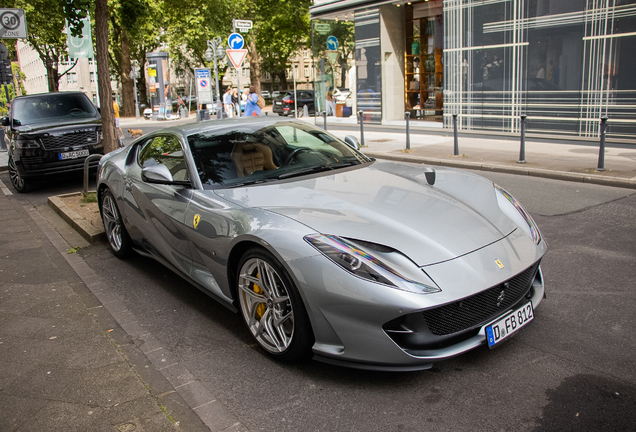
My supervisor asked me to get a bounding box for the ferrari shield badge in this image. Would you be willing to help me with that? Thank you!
[193,214,201,229]
[495,259,505,269]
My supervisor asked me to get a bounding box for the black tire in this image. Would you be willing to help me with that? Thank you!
[237,247,314,362]
[100,189,133,258]
[8,154,32,193]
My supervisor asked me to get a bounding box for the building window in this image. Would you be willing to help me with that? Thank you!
[90,72,95,82]
[66,72,77,84]
[304,65,310,78]
[303,49,310,58]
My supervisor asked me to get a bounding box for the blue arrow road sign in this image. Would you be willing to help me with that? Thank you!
[228,33,244,50]
[326,35,339,51]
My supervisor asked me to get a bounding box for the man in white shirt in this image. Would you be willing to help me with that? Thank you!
[223,87,233,118]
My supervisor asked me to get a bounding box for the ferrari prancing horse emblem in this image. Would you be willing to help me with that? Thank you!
[193,214,201,229]
[495,259,504,269]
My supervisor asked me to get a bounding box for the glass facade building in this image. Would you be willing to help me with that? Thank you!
[310,0,636,139]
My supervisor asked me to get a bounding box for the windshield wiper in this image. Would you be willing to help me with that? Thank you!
[277,162,357,179]
[226,178,277,188]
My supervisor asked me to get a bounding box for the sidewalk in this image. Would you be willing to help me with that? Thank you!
[0,189,209,431]
[1,117,635,190]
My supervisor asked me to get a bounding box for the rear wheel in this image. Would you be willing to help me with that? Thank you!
[8,155,32,193]
[100,189,132,258]
[237,248,313,361]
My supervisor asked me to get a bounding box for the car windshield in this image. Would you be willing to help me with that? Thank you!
[187,121,372,189]
[12,93,98,126]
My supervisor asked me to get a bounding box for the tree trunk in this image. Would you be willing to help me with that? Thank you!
[45,58,59,92]
[120,29,134,117]
[247,38,260,93]
[277,71,287,91]
[95,0,117,154]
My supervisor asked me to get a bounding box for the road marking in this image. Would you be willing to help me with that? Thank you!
[0,179,12,195]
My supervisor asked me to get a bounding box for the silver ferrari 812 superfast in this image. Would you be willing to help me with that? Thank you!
[97,117,547,371]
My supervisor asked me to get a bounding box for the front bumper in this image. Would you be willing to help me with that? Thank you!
[14,147,103,178]
[287,230,547,371]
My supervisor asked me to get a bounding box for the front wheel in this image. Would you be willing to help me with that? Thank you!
[237,248,314,361]
[100,189,132,258]
[8,155,32,193]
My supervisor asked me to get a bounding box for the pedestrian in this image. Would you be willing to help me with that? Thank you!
[112,96,124,146]
[243,86,261,117]
[232,88,240,116]
[223,87,233,118]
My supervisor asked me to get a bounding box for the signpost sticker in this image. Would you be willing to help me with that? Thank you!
[0,8,27,39]
[326,36,339,51]
[194,68,213,104]
[228,33,244,50]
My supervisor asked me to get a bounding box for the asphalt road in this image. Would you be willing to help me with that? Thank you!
[3,163,636,431]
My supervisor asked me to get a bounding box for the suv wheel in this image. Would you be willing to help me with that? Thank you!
[8,155,32,193]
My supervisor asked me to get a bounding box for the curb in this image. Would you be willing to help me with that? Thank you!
[48,192,106,243]
[365,151,636,190]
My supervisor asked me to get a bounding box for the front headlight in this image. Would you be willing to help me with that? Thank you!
[495,185,541,244]
[15,138,40,149]
[304,234,441,294]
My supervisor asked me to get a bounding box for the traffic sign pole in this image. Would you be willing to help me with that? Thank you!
[233,20,241,113]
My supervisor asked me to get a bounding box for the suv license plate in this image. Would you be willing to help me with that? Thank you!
[59,149,90,160]
[486,302,534,348]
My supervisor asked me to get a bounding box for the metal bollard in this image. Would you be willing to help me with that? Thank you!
[452,114,459,156]
[323,111,327,130]
[597,116,608,171]
[83,154,103,195]
[518,115,527,164]
[358,110,365,147]
[405,112,411,151]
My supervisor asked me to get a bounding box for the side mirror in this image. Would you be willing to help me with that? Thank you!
[0,117,9,127]
[142,165,175,183]
[142,165,191,187]
[344,135,360,151]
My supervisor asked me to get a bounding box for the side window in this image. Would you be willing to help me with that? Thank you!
[138,135,190,182]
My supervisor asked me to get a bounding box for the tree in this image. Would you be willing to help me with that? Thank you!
[1,0,78,92]
[66,0,118,153]
[255,0,310,92]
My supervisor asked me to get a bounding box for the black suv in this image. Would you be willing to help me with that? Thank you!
[2,92,103,192]
[272,90,315,116]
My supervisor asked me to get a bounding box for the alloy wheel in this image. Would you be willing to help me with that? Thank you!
[238,257,295,354]
[101,193,123,252]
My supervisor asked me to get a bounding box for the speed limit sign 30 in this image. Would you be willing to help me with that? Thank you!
[0,8,27,39]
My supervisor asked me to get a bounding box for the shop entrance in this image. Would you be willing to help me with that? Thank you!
[404,1,443,121]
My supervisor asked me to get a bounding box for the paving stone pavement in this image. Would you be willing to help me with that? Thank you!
[0,190,213,432]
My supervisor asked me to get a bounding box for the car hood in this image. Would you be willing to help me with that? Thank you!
[214,162,518,266]
[13,117,101,135]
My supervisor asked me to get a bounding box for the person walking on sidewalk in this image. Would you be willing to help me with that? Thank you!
[223,87,233,118]
[243,85,261,117]
[112,96,124,147]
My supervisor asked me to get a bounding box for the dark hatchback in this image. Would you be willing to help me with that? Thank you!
[272,90,315,116]
[2,92,103,192]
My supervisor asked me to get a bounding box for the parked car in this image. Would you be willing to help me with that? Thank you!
[261,90,271,100]
[97,117,547,370]
[272,91,281,99]
[272,90,315,116]
[2,92,103,193]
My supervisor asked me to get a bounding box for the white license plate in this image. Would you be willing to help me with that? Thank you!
[486,302,534,348]
[58,149,89,160]
[276,101,282,105]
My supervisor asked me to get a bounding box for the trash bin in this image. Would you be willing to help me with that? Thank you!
[0,128,5,151]
[197,109,210,122]
[336,102,345,117]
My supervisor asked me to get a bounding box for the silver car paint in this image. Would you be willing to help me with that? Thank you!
[98,121,546,370]
[214,162,519,266]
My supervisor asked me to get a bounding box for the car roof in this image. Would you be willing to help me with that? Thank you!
[148,116,306,140]
[12,91,88,101]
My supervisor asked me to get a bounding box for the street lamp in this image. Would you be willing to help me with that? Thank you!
[129,60,141,120]
[205,37,225,119]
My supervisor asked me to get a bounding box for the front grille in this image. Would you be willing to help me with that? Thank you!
[21,155,45,167]
[40,131,99,151]
[422,261,540,336]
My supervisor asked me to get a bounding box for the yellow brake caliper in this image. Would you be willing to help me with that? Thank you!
[253,272,266,319]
